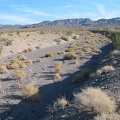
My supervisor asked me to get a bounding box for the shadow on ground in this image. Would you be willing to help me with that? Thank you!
[0,44,114,120]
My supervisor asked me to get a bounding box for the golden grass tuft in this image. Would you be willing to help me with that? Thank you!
[37,58,43,62]
[22,83,40,102]
[35,46,40,49]
[96,65,115,75]
[55,73,61,79]
[13,70,26,79]
[57,97,69,108]
[0,65,8,74]
[73,60,79,64]
[10,62,19,69]
[74,87,116,114]
[94,113,120,120]
[18,54,27,60]
[19,62,27,68]
[25,59,33,65]
[64,52,78,60]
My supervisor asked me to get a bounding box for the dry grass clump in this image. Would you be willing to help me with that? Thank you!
[28,47,33,52]
[23,47,33,52]
[13,70,26,79]
[74,87,117,114]
[56,97,69,109]
[94,113,120,120]
[61,36,69,41]
[0,65,8,74]
[25,59,33,65]
[19,62,27,68]
[54,62,62,68]
[96,65,115,75]
[35,46,40,49]
[55,73,61,79]
[92,48,102,54]
[18,54,27,60]
[23,48,29,52]
[37,58,43,62]
[73,68,91,82]
[73,60,79,64]
[22,83,40,102]
[72,35,79,40]
[12,59,22,65]
[10,62,19,69]
[45,52,57,57]
[64,52,78,60]
[65,48,74,52]
[110,50,120,56]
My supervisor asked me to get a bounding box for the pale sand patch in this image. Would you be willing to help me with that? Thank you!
[1,31,74,57]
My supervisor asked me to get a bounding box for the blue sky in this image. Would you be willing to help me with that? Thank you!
[0,0,120,25]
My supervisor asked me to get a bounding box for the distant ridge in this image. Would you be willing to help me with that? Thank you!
[0,17,120,29]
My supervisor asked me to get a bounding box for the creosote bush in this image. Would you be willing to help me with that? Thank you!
[74,87,116,114]
[22,83,40,102]
[0,65,8,74]
[73,68,91,82]
[13,70,26,79]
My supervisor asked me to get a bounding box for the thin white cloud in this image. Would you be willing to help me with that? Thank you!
[64,5,73,8]
[109,0,120,9]
[0,14,37,24]
[91,2,119,19]
[11,5,52,17]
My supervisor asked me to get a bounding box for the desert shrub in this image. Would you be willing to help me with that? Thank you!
[25,59,33,65]
[35,46,40,49]
[0,65,8,74]
[13,70,26,79]
[23,48,29,52]
[10,62,19,69]
[110,50,120,56]
[72,35,78,40]
[55,67,62,73]
[64,52,78,60]
[12,59,22,65]
[112,32,120,50]
[94,113,120,120]
[74,87,116,114]
[56,97,69,109]
[18,54,27,60]
[22,83,40,102]
[73,68,91,82]
[37,58,42,62]
[96,65,115,75]
[65,48,74,52]
[19,62,27,68]
[73,60,79,64]
[55,73,61,79]
[61,36,69,41]
[45,52,57,57]
[54,62,62,68]
[28,47,33,52]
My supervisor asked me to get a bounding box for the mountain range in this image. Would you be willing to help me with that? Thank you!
[0,17,120,29]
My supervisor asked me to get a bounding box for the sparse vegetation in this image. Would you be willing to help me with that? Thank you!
[13,70,26,79]
[64,52,78,60]
[61,36,69,41]
[74,87,117,114]
[22,83,40,102]
[96,65,115,75]
[0,65,8,74]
